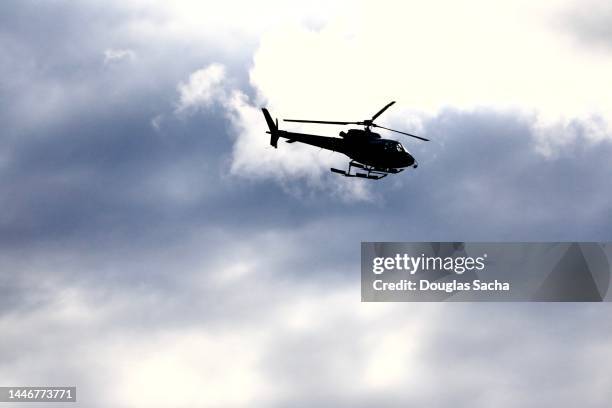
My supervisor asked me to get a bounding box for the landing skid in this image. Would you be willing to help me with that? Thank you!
[330,161,404,180]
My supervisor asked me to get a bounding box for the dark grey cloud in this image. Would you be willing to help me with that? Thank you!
[0,1,254,247]
[383,109,612,241]
[2,3,611,247]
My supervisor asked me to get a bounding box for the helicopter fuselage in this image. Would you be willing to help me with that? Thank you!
[273,128,416,170]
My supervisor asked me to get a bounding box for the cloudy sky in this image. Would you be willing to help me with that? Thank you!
[1,0,612,406]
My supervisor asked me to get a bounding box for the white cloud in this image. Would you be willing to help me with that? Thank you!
[176,63,226,112]
[3,232,611,407]
[110,329,271,406]
[249,0,612,153]
[175,63,375,200]
[170,0,612,197]
[103,48,136,64]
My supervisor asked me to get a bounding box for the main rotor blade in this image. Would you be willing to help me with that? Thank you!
[372,124,429,141]
[371,101,396,122]
[283,119,359,125]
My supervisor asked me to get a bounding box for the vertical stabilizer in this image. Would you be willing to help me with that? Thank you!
[261,108,279,148]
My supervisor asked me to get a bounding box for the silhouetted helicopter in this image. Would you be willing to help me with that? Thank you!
[261,101,428,180]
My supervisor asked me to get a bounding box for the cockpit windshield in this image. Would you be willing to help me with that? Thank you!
[384,141,405,152]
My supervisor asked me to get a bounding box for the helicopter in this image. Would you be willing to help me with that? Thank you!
[261,101,428,180]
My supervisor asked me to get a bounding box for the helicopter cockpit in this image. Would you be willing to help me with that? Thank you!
[383,140,405,152]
